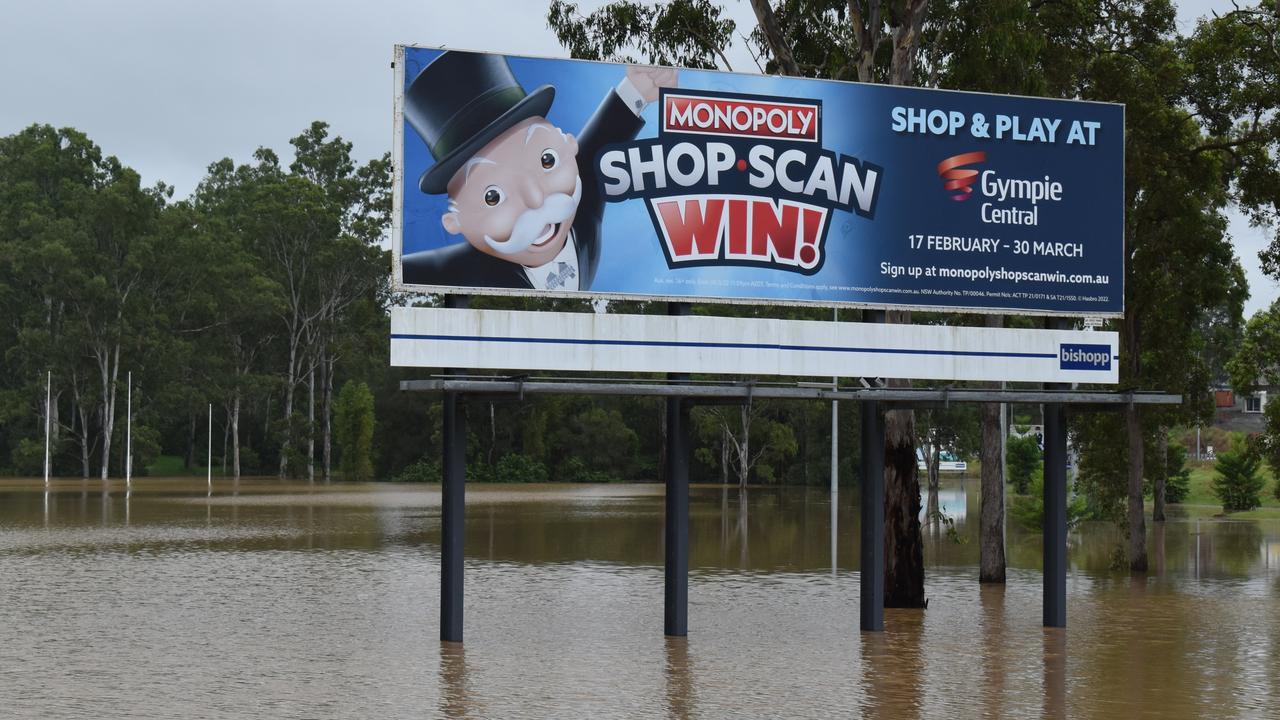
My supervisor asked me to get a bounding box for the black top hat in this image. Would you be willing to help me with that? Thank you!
[404,51,555,194]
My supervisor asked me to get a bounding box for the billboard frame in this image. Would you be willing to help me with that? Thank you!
[390,44,1126,319]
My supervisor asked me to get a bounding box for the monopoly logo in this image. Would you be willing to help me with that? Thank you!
[1059,344,1112,371]
[598,89,881,274]
[663,94,819,143]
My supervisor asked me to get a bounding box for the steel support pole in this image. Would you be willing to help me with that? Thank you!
[442,294,469,643]
[665,302,690,637]
[1043,317,1069,628]
[860,400,885,632]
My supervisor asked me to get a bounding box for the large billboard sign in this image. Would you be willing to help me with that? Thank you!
[393,46,1124,317]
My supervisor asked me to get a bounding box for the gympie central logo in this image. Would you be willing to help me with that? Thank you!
[1059,343,1112,371]
[596,89,883,274]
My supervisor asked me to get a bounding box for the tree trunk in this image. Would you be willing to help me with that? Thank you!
[883,308,924,607]
[738,404,752,488]
[884,404,925,608]
[720,424,730,485]
[232,389,242,480]
[279,340,298,478]
[1153,426,1168,522]
[221,411,229,475]
[979,400,1007,583]
[925,441,940,527]
[307,366,315,484]
[323,355,334,483]
[980,315,1007,583]
[1127,404,1147,571]
[72,387,90,478]
[98,344,119,480]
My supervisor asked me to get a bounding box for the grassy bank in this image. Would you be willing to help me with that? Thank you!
[1169,459,1280,519]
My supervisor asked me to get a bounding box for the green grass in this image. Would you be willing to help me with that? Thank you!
[1177,459,1280,515]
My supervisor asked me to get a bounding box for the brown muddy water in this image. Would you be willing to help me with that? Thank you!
[0,477,1277,719]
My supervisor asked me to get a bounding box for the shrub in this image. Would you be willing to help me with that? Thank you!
[494,453,548,483]
[393,457,441,483]
[1007,434,1042,494]
[1009,469,1088,531]
[556,456,618,483]
[1164,443,1191,504]
[1211,450,1266,513]
[1147,442,1191,504]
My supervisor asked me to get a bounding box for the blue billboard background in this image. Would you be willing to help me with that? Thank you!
[396,47,1124,316]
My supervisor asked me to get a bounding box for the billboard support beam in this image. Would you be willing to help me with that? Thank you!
[665,302,691,637]
[441,294,469,643]
[1043,318,1070,628]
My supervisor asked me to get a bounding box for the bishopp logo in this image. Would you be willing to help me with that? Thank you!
[1059,343,1112,371]
[936,151,986,201]
[596,89,882,274]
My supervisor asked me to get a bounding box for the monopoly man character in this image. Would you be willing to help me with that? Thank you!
[401,50,676,291]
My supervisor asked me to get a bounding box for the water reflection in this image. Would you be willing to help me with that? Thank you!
[979,584,1008,718]
[0,478,1277,718]
[440,642,475,719]
[663,637,695,720]
[1042,629,1067,720]
[860,612,924,720]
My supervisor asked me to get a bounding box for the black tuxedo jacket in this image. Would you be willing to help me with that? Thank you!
[402,88,645,290]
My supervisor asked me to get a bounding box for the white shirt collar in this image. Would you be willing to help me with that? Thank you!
[522,231,579,291]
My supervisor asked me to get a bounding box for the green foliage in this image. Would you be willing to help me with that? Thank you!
[1163,443,1191,505]
[557,456,618,483]
[548,0,734,69]
[1009,469,1089,531]
[493,453,549,483]
[334,381,375,482]
[393,456,441,483]
[1006,435,1041,494]
[1212,449,1267,513]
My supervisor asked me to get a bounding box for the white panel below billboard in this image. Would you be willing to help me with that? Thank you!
[390,307,1119,384]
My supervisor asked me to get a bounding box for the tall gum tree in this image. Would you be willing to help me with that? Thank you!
[550,0,936,607]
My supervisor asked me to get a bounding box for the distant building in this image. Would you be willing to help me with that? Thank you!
[1212,387,1267,434]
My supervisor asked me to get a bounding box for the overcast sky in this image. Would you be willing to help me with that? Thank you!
[1,0,1271,314]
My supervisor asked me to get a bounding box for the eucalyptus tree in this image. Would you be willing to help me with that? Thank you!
[550,0,936,607]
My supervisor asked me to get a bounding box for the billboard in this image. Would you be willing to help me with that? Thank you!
[393,46,1124,317]
[390,307,1121,384]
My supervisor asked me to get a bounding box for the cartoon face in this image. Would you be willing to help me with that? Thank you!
[442,117,581,268]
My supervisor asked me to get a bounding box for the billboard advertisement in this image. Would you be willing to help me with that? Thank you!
[393,46,1124,317]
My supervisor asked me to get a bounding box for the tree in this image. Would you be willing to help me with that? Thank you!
[0,125,199,479]
[1006,435,1041,495]
[334,380,375,482]
[192,124,389,482]
[1212,448,1266,513]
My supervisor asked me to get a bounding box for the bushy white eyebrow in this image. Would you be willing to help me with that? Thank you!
[462,156,496,186]
[524,123,562,145]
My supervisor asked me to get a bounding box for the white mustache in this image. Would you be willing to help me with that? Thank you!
[484,177,582,255]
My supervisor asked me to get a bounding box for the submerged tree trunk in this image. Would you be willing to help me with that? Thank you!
[884,403,925,608]
[979,400,1007,583]
[1127,404,1147,571]
[925,441,940,524]
[980,315,1007,583]
[1153,426,1168,522]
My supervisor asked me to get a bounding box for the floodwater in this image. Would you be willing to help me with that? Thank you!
[0,478,1277,719]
